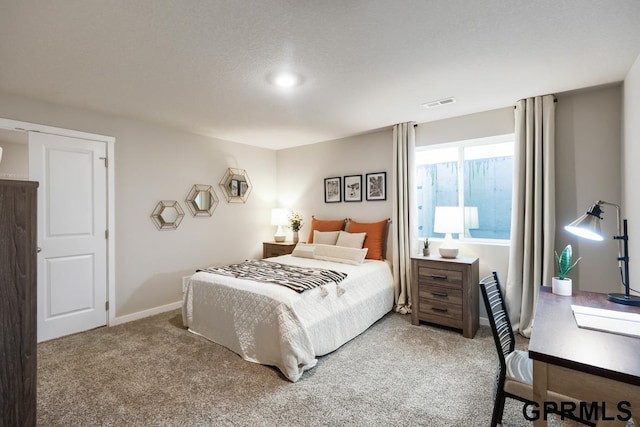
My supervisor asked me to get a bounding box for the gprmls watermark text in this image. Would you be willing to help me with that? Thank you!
[523,401,632,422]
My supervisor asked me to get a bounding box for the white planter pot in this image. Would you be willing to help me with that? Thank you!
[552,277,572,296]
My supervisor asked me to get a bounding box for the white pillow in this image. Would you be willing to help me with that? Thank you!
[291,243,315,259]
[335,230,366,248]
[313,230,340,245]
[313,243,368,265]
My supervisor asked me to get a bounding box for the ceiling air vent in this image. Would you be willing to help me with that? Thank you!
[422,97,456,109]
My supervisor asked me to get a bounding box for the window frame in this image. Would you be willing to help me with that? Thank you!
[416,133,515,244]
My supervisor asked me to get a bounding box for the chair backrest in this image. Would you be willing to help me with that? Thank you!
[479,272,515,370]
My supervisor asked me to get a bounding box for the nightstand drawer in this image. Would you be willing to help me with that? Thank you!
[418,284,463,306]
[267,246,290,257]
[263,242,297,258]
[418,300,463,323]
[417,266,463,289]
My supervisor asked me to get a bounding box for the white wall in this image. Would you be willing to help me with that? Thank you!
[0,92,277,318]
[623,54,640,293]
[276,129,394,254]
[0,133,29,179]
[555,84,622,293]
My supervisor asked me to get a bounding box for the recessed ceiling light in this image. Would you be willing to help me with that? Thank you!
[422,97,456,108]
[271,72,302,88]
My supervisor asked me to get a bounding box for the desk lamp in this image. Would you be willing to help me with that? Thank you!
[565,200,640,306]
[434,206,463,258]
[271,208,289,242]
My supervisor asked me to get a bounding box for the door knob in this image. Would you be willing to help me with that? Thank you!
[37,247,42,253]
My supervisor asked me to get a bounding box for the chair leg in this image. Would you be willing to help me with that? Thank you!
[491,389,507,427]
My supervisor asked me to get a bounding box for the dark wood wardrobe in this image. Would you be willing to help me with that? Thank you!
[1,179,38,426]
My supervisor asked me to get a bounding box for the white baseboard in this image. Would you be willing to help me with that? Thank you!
[110,300,182,326]
[479,316,489,327]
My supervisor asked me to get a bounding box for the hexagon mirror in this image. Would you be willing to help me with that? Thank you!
[185,184,219,217]
[219,168,252,203]
[151,200,185,230]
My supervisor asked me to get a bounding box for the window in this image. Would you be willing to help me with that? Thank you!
[416,134,514,241]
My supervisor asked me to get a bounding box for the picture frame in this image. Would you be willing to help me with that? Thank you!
[343,174,362,202]
[324,177,342,203]
[366,172,386,201]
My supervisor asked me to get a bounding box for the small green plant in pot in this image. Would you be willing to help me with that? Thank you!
[553,244,581,296]
[423,238,430,256]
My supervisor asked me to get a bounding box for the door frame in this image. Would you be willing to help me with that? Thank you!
[0,118,116,326]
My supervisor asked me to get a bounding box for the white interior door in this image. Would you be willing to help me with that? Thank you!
[29,132,108,342]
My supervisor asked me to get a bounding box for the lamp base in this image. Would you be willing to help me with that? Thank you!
[439,247,459,258]
[607,293,640,306]
[274,235,286,242]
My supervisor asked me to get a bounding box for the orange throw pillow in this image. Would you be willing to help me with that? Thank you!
[347,219,389,260]
[307,217,346,243]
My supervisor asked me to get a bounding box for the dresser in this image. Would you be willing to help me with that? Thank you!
[262,241,297,258]
[0,180,38,427]
[411,255,479,338]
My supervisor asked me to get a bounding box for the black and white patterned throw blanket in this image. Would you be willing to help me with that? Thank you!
[197,260,347,293]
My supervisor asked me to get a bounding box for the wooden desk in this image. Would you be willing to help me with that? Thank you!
[529,287,640,426]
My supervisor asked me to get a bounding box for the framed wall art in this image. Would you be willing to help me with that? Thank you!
[324,177,342,203]
[344,174,362,202]
[366,172,386,201]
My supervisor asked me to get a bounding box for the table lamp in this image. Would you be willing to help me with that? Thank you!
[271,208,289,242]
[564,200,640,306]
[434,206,463,258]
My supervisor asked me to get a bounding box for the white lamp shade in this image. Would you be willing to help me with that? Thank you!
[434,206,464,234]
[271,208,289,226]
[0,146,3,164]
[564,208,605,241]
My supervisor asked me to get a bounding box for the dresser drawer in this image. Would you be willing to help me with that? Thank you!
[417,266,463,289]
[418,284,463,306]
[418,300,463,324]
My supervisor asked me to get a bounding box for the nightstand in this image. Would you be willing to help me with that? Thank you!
[263,241,297,258]
[411,254,479,338]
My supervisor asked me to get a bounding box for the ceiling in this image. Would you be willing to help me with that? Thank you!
[1,1,639,150]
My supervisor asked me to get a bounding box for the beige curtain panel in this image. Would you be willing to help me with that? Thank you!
[392,122,417,314]
[506,95,556,337]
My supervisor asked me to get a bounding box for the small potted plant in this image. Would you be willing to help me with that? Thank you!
[553,244,581,296]
[423,238,430,256]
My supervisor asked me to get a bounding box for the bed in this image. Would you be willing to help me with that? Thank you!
[181,252,394,382]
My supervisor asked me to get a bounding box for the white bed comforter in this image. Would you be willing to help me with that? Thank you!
[182,255,394,382]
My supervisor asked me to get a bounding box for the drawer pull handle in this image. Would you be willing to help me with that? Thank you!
[432,307,448,313]
[432,291,448,297]
[431,274,447,280]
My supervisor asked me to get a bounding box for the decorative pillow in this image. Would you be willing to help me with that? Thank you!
[291,243,315,259]
[335,230,367,249]
[307,216,346,243]
[313,230,340,245]
[313,244,368,265]
[346,219,390,260]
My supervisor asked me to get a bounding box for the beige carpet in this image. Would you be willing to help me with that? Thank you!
[37,310,586,426]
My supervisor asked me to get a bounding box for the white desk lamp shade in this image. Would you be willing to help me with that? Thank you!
[271,208,289,242]
[434,206,464,258]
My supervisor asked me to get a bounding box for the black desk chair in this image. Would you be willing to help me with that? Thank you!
[479,272,595,427]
